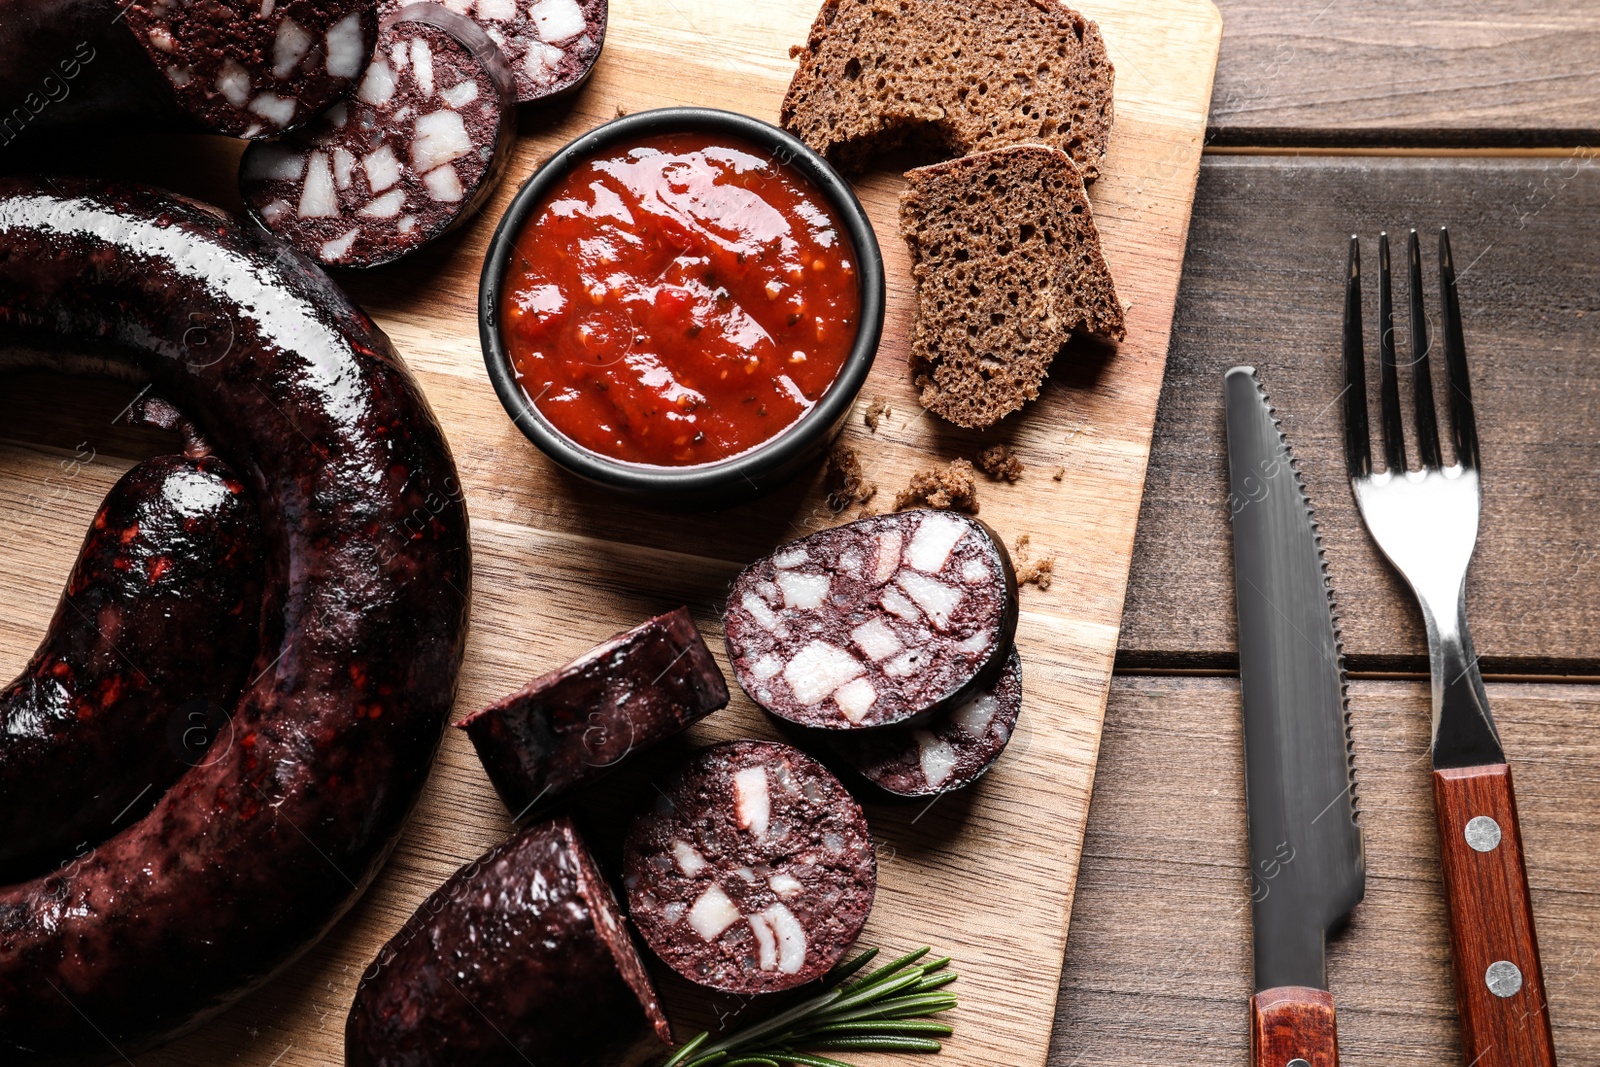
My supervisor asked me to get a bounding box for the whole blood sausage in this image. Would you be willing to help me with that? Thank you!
[0,453,262,882]
[346,814,672,1067]
[723,510,1018,730]
[828,647,1021,797]
[623,740,875,995]
[458,606,729,818]
[0,0,376,142]
[240,4,517,267]
[379,0,605,103]
[0,178,470,1064]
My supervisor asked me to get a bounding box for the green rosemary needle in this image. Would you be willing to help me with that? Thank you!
[660,948,958,1067]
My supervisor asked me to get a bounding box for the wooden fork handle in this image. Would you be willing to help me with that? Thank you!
[1250,986,1339,1067]
[1433,763,1558,1067]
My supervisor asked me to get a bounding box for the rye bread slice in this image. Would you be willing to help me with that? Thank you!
[900,143,1124,429]
[780,0,1114,180]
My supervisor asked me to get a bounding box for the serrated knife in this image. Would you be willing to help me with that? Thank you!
[1225,366,1366,1067]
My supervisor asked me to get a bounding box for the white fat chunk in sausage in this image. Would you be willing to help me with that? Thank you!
[242,144,305,182]
[950,692,999,737]
[358,189,406,217]
[440,0,471,11]
[319,227,361,262]
[957,629,991,654]
[390,41,410,71]
[530,0,588,43]
[523,42,564,82]
[325,13,367,78]
[775,570,828,610]
[907,512,969,573]
[272,18,313,78]
[397,214,418,234]
[733,866,757,883]
[440,80,480,108]
[216,59,251,107]
[749,653,783,681]
[357,59,397,106]
[260,0,274,14]
[672,839,708,876]
[259,198,292,224]
[769,872,804,898]
[749,911,778,970]
[838,550,863,576]
[477,0,516,16]
[732,766,770,836]
[324,101,349,128]
[248,93,297,127]
[331,147,356,191]
[147,26,175,52]
[297,152,339,218]
[832,677,877,723]
[915,730,959,788]
[423,163,465,202]
[362,144,403,194]
[687,883,741,941]
[740,592,780,632]
[751,904,808,973]
[879,584,920,622]
[410,38,435,97]
[662,901,686,924]
[882,648,924,678]
[873,529,903,584]
[411,110,472,173]
[895,571,964,631]
[850,617,902,662]
[961,557,991,584]
[783,641,865,706]
[772,546,809,569]
[165,64,192,86]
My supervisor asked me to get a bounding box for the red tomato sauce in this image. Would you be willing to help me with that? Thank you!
[500,131,861,466]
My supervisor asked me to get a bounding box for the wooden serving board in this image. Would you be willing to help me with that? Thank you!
[0,1,1219,1063]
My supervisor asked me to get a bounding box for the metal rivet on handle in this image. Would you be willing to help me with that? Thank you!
[1486,960,1524,998]
[1465,815,1502,852]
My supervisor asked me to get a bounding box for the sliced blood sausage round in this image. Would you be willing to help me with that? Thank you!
[623,740,876,995]
[0,177,470,1063]
[346,814,671,1067]
[457,606,729,819]
[240,4,516,268]
[723,509,1018,731]
[0,0,377,141]
[0,453,263,882]
[828,647,1021,798]
[378,0,605,104]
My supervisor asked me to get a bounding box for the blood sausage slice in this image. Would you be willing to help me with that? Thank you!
[379,0,606,103]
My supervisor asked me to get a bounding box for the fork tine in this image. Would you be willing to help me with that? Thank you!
[1342,234,1372,481]
[1376,232,1407,473]
[1437,227,1480,469]
[1406,228,1445,468]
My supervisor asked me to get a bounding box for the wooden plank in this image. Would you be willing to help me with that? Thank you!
[1119,155,1600,672]
[0,0,1221,1063]
[1050,675,1600,1067]
[1207,0,1600,147]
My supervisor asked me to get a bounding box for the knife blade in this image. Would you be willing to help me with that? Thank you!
[1225,366,1365,1067]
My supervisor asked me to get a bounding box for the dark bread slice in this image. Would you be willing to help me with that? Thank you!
[780,0,1114,180]
[900,143,1124,429]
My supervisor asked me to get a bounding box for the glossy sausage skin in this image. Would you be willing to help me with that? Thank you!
[0,452,263,883]
[0,178,471,1065]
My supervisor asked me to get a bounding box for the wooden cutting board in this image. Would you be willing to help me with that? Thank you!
[0,1,1219,1063]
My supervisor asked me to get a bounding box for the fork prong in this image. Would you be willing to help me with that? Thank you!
[1437,227,1480,470]
[1406,228,1445,469]
[1342,234,1373,481]
[1376,233,1407,473]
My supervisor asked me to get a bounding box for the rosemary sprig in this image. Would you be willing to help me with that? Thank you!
[660,948,958,1067]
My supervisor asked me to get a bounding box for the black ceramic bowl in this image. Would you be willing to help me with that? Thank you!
[479,107,885,511]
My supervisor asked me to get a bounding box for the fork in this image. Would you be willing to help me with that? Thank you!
[1342,228,1557,1067]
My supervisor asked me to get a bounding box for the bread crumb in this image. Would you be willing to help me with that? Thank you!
[863,397,890,432]
[614,105,629,118]
[1013,533,1056,590]
[894,458,979,514]
[824,445,877,513]
[1052,466,1066,481]
[975,444,1023,482]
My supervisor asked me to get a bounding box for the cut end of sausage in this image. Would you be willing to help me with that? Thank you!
[623,740,875,995]
[240,4,516,267]
[378,0,607,103]
[457,606,729,817]
[829,647,1022,797]
[724,510,1018,730]
[122,0,376,138]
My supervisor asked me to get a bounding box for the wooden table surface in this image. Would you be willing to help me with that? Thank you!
[1051,2,1600,1063]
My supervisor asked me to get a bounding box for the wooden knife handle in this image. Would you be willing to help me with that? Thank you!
[1433,763,1558,1067]
[1250,986,1339,1067]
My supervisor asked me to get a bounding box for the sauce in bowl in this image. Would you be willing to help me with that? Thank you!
[499,131,862,467]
